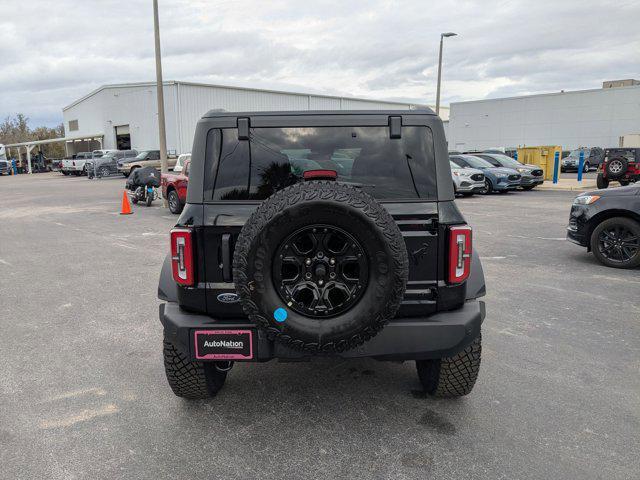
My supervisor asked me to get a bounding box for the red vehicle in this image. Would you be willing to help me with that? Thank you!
[161,159,190,214]
[597,148,640,189]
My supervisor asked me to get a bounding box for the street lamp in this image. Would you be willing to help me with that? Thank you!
[153,0,169,207]
[435,32,457,117]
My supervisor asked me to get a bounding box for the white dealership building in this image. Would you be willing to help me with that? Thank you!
[62,81,446,155]
[447,81,640,151]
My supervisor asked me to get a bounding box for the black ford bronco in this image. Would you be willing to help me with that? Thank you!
[158,110,486,400]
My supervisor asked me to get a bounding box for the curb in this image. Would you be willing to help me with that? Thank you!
[537,183,597,192]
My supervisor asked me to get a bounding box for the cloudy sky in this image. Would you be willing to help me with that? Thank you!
[1,0,639,127]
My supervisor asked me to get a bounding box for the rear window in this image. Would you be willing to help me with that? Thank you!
[208,125,436,201]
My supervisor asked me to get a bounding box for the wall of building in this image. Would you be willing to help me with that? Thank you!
[174,83,423,153]
[63,84,180,153]
[64,82,427,154]
[447,85,640,151]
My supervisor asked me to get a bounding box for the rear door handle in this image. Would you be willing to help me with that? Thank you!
[221,233,232,282]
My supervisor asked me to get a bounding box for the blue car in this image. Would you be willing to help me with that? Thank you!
[450,154,521,194]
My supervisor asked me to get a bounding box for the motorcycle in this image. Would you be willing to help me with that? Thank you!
[131,185,158,207]
[125,166,161,207]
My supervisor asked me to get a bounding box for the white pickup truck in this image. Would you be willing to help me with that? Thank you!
[61,152,93,176]
[61,150,117,176]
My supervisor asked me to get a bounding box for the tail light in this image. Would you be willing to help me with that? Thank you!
[303,169,337,180]
[448,225,472,284]
[170,228,194,285]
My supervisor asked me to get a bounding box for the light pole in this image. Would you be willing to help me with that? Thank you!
[435,32,457,117]
[153,0,169,207]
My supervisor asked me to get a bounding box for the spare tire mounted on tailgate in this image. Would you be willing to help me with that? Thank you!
[233,181,409,352]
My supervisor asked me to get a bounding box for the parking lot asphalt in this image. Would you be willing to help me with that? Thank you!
[1,173,638,480]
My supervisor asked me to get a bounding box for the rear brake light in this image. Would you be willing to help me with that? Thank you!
[170,228,194,286]
[303,169,337,180]
[448,225,472,284]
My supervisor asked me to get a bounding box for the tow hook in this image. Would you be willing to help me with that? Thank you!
[215,361,234,372]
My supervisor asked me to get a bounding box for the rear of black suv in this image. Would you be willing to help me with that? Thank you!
[158,110,486,399]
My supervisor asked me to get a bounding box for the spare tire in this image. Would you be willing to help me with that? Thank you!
[233,181,409,353]
[606,157,628,179]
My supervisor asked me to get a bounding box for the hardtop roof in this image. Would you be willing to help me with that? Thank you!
[202,109,436,119]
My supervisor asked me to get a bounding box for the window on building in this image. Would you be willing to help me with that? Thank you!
[68,120,79,131]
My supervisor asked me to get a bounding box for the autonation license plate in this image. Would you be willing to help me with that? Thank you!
[194,330,253,360]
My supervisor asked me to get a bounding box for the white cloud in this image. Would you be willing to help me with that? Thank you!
[1,0,639,127]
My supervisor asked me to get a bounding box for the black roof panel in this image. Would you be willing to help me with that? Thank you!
[202,109,435,119]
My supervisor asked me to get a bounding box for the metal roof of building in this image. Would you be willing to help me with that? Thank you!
[63,80,428,112]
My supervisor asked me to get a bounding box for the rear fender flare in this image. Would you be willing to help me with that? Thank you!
[466,249,486,300]
[158,254,178,302]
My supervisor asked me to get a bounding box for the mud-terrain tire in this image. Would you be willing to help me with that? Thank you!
[596,173,609,189]
[605,157,628,180]
[233,181,409,353]
[416,334,482,398]
[163,340,227,399]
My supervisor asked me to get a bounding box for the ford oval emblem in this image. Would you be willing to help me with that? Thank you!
[217,293,240,304]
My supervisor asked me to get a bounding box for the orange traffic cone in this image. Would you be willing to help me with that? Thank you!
[120,190,133,215]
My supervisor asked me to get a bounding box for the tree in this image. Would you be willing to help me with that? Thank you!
[0,114,66,159]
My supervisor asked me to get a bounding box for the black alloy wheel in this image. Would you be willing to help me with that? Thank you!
[591,218,640,269]
[273,225,369,318]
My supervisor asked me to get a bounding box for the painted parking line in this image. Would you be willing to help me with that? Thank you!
[507,234,566,241]
[39,404,119,429]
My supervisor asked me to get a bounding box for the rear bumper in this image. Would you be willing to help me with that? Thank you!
[160,299,485,362]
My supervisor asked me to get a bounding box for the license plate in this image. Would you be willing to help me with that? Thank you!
[194,330,253,360]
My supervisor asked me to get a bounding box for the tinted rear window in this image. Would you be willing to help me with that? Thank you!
[209,125,436,201]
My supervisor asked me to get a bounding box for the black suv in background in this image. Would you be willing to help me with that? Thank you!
[158,110,486,400]
[86,150,138,178]
[561,147,604,173]
[567,184,640,268]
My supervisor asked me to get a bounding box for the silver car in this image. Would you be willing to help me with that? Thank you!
[450,161,485,196]
[474,153,544,190]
